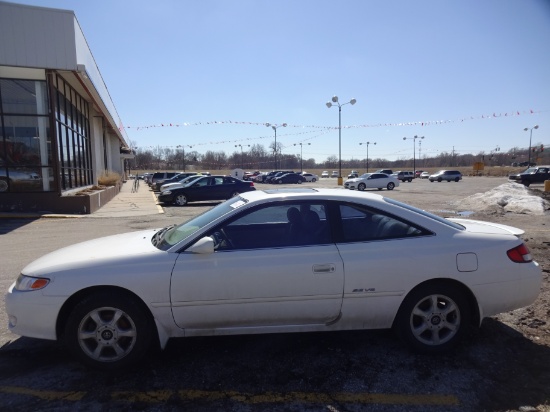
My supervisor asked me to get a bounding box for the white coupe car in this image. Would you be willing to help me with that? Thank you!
[344,172,400,191]
[5,189,541,370]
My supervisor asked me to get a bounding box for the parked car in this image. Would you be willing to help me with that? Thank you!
[508,165,550,187]
[265,171,294,184]
[321,171,329,178]
[393,171,415,182]
[154,172,200,191]
[375,169,393,175]
[331,171,338,178]
[429,170,463,182]
[344,173,400,191]
[149,172,181,187]
[6,188,541,369]
[415,170,424,178]
[159,175,203,192]
[348,170,359,178]
[272,173,307,184]
[420,171,430,179]
[302,173,319,182]
[158,175,255,206]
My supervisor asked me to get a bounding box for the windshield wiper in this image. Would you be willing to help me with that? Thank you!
[152,224,176,246]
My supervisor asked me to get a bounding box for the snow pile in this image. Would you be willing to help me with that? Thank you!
[455,182,550,215]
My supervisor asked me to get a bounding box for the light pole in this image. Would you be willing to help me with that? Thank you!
[265,123,287,170]
[326,96,356,185]
[176,145,193,171]
[235,144,250,169]
[524,125,539,166]
[359,141,376,172]
[293,143,311,173]
[403,135,424,174]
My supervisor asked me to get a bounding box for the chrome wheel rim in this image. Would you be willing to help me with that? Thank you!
[77,307,137,362]
[410,294,460,346]
[176,195,187,205]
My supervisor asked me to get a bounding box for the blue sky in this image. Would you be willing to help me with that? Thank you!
[11,0,550,164]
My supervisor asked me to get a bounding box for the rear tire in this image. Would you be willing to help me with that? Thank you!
[387,182,395,190]
[0,178,8,192]
[394,282,471,354]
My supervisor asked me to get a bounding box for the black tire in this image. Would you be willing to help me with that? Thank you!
[522,181,530,187]
[174,193,188,206]
[387,182,395,190]
[455,177,460,182]
[437,178,442,182]
[297,179,302,184]
[229,191,240,198]
[408,179,412,183]
[64,291,153,370]
[278,180,283,184]
[358,183,366,191]
[393,282,471,354]
[0,178,8,192]
[311,178,316,182]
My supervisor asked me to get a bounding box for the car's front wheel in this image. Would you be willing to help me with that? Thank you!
[455,177,460,182]
[394,282,471,353]
[174,194,188,206]
[297,179,302,184]
[64,291,153,370]
[387,182,395,190]
[358,183,366,191]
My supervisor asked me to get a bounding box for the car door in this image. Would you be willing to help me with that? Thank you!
[170,201,344,329]
[365,173,385,189]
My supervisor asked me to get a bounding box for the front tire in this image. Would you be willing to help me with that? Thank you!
[358,183,366,191]
[387,182,395,190]
[0,178,8,192]
[174,194,188,206]
[64,291,153,370]
[394,282,471,354]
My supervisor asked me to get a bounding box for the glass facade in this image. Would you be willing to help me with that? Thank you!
[0,79,52,192]
[53,74,93,191]
[0,75,93,193]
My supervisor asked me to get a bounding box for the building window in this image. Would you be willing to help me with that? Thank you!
[53,75,92,190]
[0,79,52,192]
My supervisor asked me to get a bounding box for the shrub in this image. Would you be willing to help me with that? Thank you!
[98,171,121,186]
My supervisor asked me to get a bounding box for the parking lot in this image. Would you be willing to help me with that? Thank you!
[0,176,549,411]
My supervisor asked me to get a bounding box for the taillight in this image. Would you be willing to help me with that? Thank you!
[249,182,254,186]
[507,244,533,263]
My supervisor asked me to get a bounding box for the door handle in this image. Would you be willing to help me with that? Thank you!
[313,264,336,273]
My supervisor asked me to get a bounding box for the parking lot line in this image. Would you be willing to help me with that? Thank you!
[0,386,86,401]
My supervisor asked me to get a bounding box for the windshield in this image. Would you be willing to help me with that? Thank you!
[383,197,465,230]
[155,196,249,250]
[359,173,372,178]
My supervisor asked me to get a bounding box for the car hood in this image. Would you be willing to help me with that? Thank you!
[447,218,524,236]
[22,229,163,276]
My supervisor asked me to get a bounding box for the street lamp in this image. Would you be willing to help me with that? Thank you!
[293,143,311,173]
[265,123,287,169]
[524,125,539,166]
[402,135,424,174]
[326,95,356,185]
[235,144,250,169]
[359,141,376,172]
[176,145,193,171]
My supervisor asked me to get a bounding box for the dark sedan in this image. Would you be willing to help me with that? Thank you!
[272,173,306,184]
[158,175,255,206]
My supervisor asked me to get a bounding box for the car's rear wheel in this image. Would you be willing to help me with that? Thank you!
[278,180,283,184]
[174,194,188,206]
[311,178,316,182]
[408,179,412,183]
[455,177,460,182]
[387,182,395,190]
[64,291,153,370]
[394,282,471,353]
[358,183,366,191]
[229,191,240,198]
[297,179,302,184]
[437,178,442,182]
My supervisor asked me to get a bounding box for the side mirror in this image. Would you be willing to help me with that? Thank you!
[186,236,215,254]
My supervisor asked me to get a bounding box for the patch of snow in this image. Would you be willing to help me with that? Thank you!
[454,182,549,215]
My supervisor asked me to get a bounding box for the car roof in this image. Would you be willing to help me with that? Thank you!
[240,188,386,204]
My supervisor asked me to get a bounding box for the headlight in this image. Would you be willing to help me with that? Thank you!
[15,274,50,291]
[162,190,172,195]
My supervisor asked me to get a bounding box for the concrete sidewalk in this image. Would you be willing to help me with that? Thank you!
[0,180,163,219]
[86,180,164,218]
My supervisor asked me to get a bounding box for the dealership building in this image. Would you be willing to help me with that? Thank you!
[0,1,132,213]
